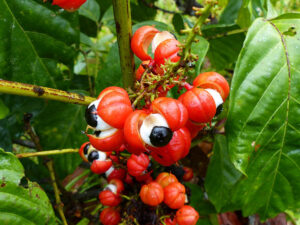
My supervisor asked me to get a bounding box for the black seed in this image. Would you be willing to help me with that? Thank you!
[88,151,99,163]
[215,104,223,116]
[83,143,90,155]
[85,105,98,127]
[150,126,173,147]
[94,130,101,137]
[165,165,185,182]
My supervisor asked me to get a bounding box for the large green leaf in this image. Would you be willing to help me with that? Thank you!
[0,0,79,87]
[205,135,241,212]
[34,101,86,178]
[226,14,300,219]
[0,148,56,224]
[202,24,245,70]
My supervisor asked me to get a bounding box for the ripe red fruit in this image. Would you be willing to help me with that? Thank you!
[123,110,148,155]
[109,179,125,194]
[88,129,124,152]
[100,207,121,225]
[90,159,112,174]
[155,172,178,188]
[52,0,86,11]
[135,172,153,184]
[182,167,193,181]
[154,39,181,65]
[151,97,188,131]
[193,72,229,101]
[106,167,126,182]
[131,26,159,60]
[176,205,199,225]
[163,217,177,225]
[150,128,191,166]
[179,88,216,123]
[185,120,205,139]
[97,86,132,129]
[127,153,150,177]
[140,182,164,206]
[99,190,121,206]
[79,142,90,162]
[164,182,186,209]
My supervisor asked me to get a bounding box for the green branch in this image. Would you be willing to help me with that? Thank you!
[16,149,78,158]
[112,0,135,88]
[0,80,96,105]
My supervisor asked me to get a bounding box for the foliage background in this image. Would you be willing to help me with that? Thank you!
[0,0,300,224]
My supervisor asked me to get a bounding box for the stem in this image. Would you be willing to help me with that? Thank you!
[112,0,135,88]
[16,149,78,158]
[23,114,68,225]
[0,80,95,105]
[182,3,214,60]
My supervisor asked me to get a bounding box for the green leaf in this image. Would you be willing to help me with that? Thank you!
[191,37,209,78]
[95,43,123,92]
[0,99,9,120]
[34,101,86,178]
[0,148,56,224]
[205,135,241,212]
[226,15,300,219]
[79,0,100,22]
[172,13,185,34]
[202,24,245,70]
[0,0,79,87]
[219,0,243,24]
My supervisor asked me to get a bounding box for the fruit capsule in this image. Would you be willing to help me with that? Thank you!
[179,88,216,123]
[176,205,199,225]
[105,166,126,182]
[154,39,181,66]
[88,129,124,152]
[131,26,159,60]
[182,167,193,181]
[155,172,178,188]
[100,207,121,225]
[86,150,112,174]
[79,142,91,162]
[140,182,164,206]
[164,182,186,209]
[52,0,87,11]
[99,190,121,206]
[127,153,150,177]
[193,72,229,101]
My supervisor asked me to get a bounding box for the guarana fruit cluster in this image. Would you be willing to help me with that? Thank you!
[78,26,230,224]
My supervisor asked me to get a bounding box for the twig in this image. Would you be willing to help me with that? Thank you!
[0,80,95,106]
[112,0,135,88]
[23,113,68,225]
[16,149,78,158]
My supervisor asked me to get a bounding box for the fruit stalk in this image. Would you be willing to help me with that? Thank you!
[16,149,79,158]
[112,0,135,88]
[0,80,95,105]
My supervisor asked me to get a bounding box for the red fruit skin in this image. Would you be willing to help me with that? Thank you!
[107,168,126,182]
[123,110,148,155]
[124,173,134,184]
[127,153,150,177]
[99,190,121,206]
[176,205,199,225]
[154,39,180,65]
[79,142,90,162]
[131,26,159,60]
[90,160,112,174]
[52,0,86,11]
[97,87,133,129]
[140,182,164,206]
[179,88,216,123]
[182,167,193,181]
[151,97,188,131]
[135,172,153,184]
[164,182,186,209]
[100,207,121,225]
[136,62,147,80]
[155,172,178,188]
[150,128,191,166]
[163,217,177,225]
[87,129,124,152]
[185,120,205,139]
[193,72,230,101]
[109,179,125,194]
